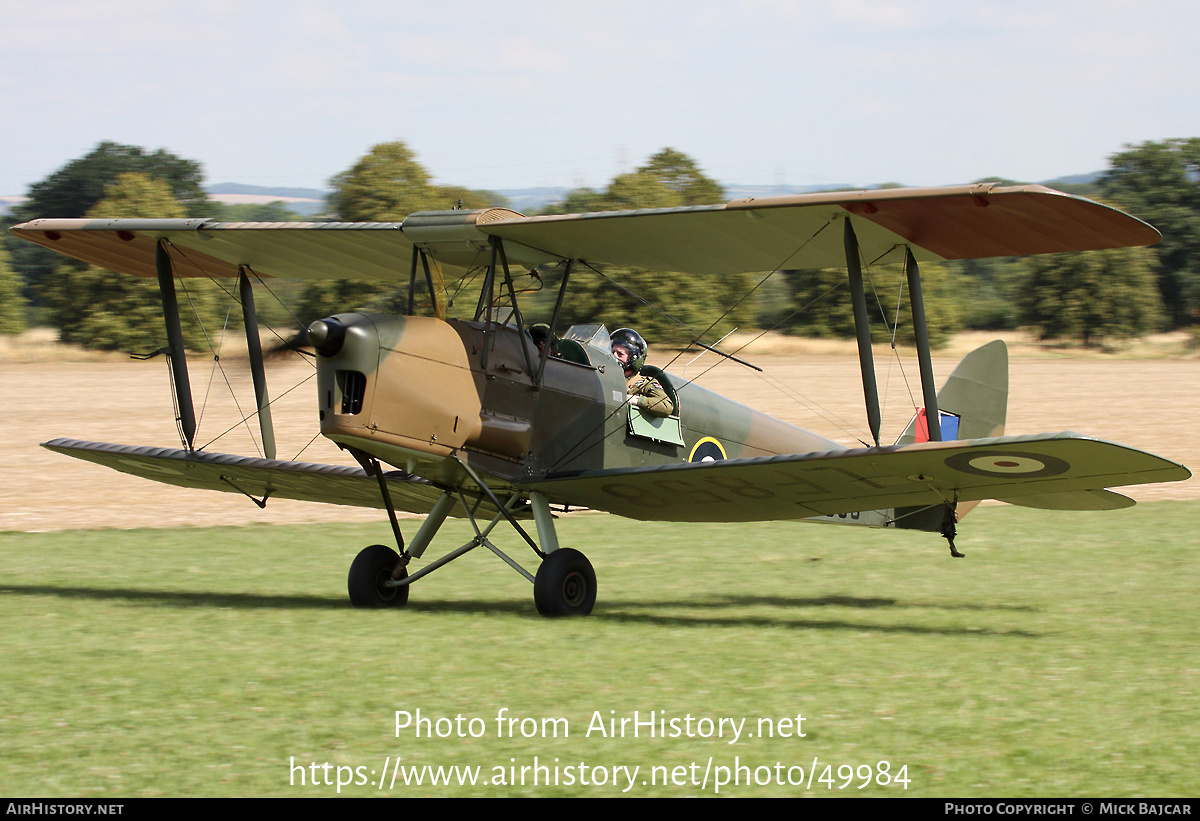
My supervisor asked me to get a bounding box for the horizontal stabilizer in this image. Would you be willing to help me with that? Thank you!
[41,438,456,516]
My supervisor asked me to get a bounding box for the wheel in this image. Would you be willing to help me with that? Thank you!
[533,548,596,616]
[348,544,409,608]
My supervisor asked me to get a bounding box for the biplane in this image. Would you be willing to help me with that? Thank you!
[11,182,1191,615]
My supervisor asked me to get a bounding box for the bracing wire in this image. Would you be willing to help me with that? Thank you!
[546,214,877,469]
[171,266,263,455]
[196,372,318,455]
[164,244,326,459]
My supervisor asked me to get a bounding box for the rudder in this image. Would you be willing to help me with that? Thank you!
[896,339,1008,445]
[893,339,1008,533]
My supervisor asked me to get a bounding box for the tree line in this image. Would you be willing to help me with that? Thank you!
[2,138,1197,351]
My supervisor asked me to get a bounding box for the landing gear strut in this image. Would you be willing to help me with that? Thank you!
[349,468,595,615]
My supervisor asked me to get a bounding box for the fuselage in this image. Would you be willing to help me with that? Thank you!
[313,313,842,507]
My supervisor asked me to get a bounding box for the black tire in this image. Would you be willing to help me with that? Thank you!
[348,544,409,608]
[533,548,596,616]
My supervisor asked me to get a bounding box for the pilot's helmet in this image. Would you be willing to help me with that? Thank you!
[610,328,647,373]
[529,323,552,349]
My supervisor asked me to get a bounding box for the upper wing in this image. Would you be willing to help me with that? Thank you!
[485,183,1161,273]
[520,433,1190,522]
[11,184,1159,281]
[11,219,420,280]
[42,438,452,515]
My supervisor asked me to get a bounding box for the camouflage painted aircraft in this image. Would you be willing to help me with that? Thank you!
[11,183,1191,615]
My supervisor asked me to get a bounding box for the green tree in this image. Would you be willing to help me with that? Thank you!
[1101,138,1200,327]
[39,174,230,351]
[13,142,209,305]
[328,142,433,222]
[297,142,504,324]
[206,201,308,222]
[300,142,437,323]
[949,257,1027,330]
[18,141,207,220]
[0,242,28,334]
[1017,246,1162,346]
[637,147,725,205]
[604,172,683,210]
[543,148,726,215]
[539,187,607,216]
[780,262,962,347]
[555,266,756,346]
[541,149,751,346]
[434,185,506,212]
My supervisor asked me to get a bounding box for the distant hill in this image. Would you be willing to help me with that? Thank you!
[499,182,860,212]
[1044,172,1102,187]
[495,187,567,212]
[0,195,25,217]
[207,182,329,200]
[722,183,856,199]
[205,183,328,216]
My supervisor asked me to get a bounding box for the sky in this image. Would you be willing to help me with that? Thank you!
[3,0,1198,201]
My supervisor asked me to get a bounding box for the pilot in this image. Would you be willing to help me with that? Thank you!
[529,323,555,357]
[611,328,673,418]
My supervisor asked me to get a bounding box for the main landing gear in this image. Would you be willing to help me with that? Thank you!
[532,548,597,616]
[347,544,410,608]
[346,477,595,616]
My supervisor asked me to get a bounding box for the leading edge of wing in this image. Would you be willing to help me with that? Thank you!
[41,438,448,515]
[520,433,1190,522]
[485,183,1161,274]
[10,219,418,281]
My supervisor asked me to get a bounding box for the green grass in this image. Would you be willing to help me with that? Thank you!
[2,502,1197,797]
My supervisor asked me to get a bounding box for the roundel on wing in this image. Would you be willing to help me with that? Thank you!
[688,437,727,463]
[944,450,1070,479]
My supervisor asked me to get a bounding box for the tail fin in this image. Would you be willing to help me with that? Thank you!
[896,339,1008,445]
[894,340,1008,534]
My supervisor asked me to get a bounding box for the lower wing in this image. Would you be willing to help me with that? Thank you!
[521,433,1190,522]
[42,438,447,515]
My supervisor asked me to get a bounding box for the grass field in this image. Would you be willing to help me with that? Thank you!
[2,502,1197,797]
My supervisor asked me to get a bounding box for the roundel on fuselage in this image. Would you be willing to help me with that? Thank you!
[688,437,727,463]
